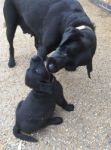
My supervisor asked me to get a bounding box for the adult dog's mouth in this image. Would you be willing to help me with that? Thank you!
[46,48,70,73]
[46,54,77,73]
[65,64,76,71]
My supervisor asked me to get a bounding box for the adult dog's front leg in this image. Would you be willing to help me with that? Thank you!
[34,37,47,60]
[3,0,18,68]
[35,22,61,60]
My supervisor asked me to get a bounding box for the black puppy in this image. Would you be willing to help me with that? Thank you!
[13,56,74,142]
[4,0,96,71]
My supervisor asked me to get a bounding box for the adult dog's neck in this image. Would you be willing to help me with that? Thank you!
[62,12,95,32]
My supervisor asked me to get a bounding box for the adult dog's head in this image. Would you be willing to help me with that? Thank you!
[46,26,97,78]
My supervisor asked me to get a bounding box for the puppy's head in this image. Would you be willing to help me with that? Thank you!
[29,55,50,81]
[46,26,97,78]
[25,56,54,94]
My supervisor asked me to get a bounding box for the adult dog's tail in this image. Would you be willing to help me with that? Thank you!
[13,125,37,142]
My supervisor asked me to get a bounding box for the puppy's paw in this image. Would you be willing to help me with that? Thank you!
[64,104,74,111]
[53,117,63,125]
[48,117,63,125]
[8,59,16,68]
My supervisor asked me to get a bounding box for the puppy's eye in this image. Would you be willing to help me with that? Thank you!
[31,69,37,73]
[62,53,67,57]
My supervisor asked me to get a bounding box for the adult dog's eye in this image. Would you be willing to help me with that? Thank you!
[35,69,39,73]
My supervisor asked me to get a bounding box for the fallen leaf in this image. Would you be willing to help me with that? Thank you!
[18,141,22,150]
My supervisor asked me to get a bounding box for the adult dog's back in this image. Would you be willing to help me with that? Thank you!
[4,0,96,72]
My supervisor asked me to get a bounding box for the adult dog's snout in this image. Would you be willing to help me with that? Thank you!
[48,64,55,72]
[46,57,58,73]
[46,49,69,73]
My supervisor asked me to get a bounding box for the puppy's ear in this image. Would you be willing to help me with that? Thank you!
[30,55,46,72]
[31,55,41,62]
[60,26,83,46]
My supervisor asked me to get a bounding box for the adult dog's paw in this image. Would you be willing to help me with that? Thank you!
[8,59,16,68]
[64,104,74,111]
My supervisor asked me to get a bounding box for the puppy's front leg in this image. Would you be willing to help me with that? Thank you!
[56,97,74,112]
[55,81,74,111]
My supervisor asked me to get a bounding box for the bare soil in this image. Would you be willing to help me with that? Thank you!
[0,0,111,149]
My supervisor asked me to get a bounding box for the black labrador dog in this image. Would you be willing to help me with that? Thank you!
[4,0,96,77]
[13,56,74,142]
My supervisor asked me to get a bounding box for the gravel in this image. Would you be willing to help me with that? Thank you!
[0,0,111,149]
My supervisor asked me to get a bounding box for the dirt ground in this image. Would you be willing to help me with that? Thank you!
[0,0,111,149]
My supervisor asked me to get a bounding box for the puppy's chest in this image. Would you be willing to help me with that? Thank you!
[22,93,56,121]
[27,104,55,121]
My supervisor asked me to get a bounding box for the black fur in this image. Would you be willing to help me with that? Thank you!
[46,25,96,78]
[4,0,96,71]
[13,56,74,142]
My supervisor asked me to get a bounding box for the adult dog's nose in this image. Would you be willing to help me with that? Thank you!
[47,63,56,73]
[46,57,57,73]
[48,64,54,71]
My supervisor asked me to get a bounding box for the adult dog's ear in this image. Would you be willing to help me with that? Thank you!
[60,26,83,46]
[86,59,93,79]
[74,50,93,78]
